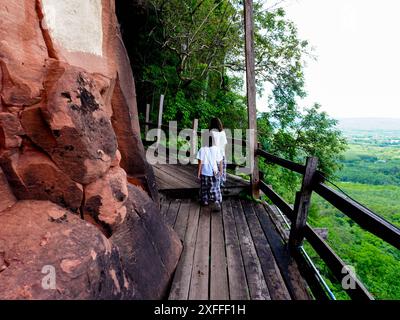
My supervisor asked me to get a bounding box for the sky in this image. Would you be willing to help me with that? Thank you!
[257,0,400,119]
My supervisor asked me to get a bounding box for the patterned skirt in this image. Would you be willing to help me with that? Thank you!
[200,175,222,203]
[219,156,227,187]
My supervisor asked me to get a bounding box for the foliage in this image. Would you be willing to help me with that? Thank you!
[307,182,400,300]
[258,104,347,200]
[338,144,400,185]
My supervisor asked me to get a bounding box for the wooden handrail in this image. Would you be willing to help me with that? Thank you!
[256,147,400,300]
[259,181,294,218]
[257,147,400,251]
[257,149,306,174]
[314,183,400,251]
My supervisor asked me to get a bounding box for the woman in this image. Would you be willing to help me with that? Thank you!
[209,118,228,187]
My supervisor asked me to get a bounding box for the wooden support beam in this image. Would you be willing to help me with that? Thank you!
[190,119,199,163]
[145,103,150,136]
[289,157,318,250]
[244,0,260,199]
[156,95,165,151]
[157,94,165,130]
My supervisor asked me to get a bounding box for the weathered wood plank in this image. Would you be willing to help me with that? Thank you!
[153,167,185,190]
[173,199,191,239]
[289,157,318,249]
[153,163,248,192]
[222,200,250,300]
[165,199,181,228]
[169,201,201,300]
[189,206,211,300]
[210,210,229,300]
[155,164,199,188]
[255,203,311,300]
[231,199,270,300]
[242,200,291,300]
[160,199,171,218]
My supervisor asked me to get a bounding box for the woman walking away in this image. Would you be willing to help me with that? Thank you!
[197,135,223,212]
[210,118,228,187]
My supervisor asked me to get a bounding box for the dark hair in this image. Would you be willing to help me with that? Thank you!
[209,117,223,132]
[202,133,215,147]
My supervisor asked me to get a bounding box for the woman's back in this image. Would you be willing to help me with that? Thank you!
[211,130,227,156]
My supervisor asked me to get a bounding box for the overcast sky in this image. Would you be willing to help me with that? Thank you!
[257,0,400,119]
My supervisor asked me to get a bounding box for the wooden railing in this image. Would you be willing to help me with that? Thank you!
[256,148,400,300]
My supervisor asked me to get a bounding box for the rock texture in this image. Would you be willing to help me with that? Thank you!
[0,201,138,300]
[112,185,182,300]
[0,0,181,300]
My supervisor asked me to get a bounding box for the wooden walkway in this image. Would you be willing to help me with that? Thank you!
[153,163,249,197]
[161,197,311,300]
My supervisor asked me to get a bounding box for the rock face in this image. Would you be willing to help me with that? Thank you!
[0,201,138,300]
[0,0,181,300]
[112,185,182,300]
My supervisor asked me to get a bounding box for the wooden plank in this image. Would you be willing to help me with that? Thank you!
[242,200,291,300]
[267,205,290,241]
[154,168,188,190]
[222,200,250,300]
[165,199,181,228]
[254,203,311,300]
[210,210,229,300]
[289,157,318,249]
[264,204,331,299]
[189,205,211,300]
[231,199,270,300]
[160,199,171,218]
[173,199,191,239]
[169,201,201,300]
[154,167,186,189]
[155,164,199,188]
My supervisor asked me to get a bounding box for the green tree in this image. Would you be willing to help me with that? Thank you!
[258,103,347,199]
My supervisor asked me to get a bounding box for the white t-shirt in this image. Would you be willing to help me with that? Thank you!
[197,146,223,176]
[211,130,228,157]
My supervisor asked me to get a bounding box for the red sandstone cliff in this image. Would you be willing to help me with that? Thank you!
[0,0,182,299]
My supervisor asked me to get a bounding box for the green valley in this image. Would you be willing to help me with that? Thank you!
[306,124,400,300]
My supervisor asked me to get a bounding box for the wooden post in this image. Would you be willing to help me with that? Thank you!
[289,157,319,250]
[157,95,165,130]
[156,95,165,151]
[190,119,199,163]
[244,0,260,199]
[145,103,150,136]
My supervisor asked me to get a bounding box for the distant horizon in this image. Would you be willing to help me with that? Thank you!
[336,117,400,120]
[258,0,400,119]
[336,117,400,131]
